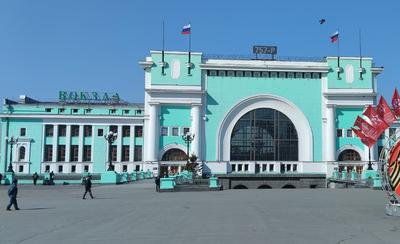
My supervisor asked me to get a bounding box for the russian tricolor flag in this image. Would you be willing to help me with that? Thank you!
[330,31,339,43]
[181,24,191,35]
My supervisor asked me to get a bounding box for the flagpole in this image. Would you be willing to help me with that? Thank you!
[359,29,363,80]
[188,22,191,75]
[162,21,165,75]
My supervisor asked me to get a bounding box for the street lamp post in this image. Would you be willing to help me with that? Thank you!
[5,136,17,173]
[182,132,195,164]
[104,131,118,171]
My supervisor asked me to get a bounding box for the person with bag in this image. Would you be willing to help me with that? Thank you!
[82,175,94,199]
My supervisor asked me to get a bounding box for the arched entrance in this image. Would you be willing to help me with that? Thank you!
[338,149,362,173]
[160,148,187,176]
[230,108,298,161]
[217,95,313,161]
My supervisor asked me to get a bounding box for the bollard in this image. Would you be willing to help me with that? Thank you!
[350,169,357,181]
[341,170,347,180]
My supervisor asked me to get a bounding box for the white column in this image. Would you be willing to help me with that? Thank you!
[117,126,122,163]
[65,125,71,162]
[325,105,336,162]
[78,125,84,162]
[146,103,159,161]
[52,124,58,162]
[191,104,202,160]
[129,125,135,162]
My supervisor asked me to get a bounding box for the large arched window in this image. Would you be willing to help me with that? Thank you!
[230,108,298,161]
[161,148,187,161]
[338,149,361,161]
[18,146,26,161]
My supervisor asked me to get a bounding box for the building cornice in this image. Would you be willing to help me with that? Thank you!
[0,114,144,120]
[150,50,202,55]
[146,85,204,94]
[139,61,154,69]
[371,67,384,75]
[199,63,329,73]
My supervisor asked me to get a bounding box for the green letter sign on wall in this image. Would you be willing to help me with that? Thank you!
[59,91,121,104]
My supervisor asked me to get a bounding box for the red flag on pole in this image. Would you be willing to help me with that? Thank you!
[354,116,380,141]
[377,96,397,125]
[352,127,376,148]
[392,88,400,117]
[363,105,389,136]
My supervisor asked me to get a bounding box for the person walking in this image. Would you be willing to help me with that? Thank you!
[6,178,20,211]
[82,176,94,199]
[0,173,3,185]
[32,172,39,186]
[155,175,160,192]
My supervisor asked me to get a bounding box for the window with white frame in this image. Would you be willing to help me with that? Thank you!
[183,127,190,135]
[346,129,353,137]
[18,146,26,162]
[336,129,343,137]
[172,127,179,136]
[161,127,168,136]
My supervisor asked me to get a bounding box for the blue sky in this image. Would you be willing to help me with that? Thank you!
[0,0,398,104]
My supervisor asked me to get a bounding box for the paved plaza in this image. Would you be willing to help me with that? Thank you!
[0,181,399,244]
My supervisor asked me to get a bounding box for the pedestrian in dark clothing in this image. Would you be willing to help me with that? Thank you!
[155,176,160,192]
[49,171,55,185]
[82,176,94,199]
[32,172,39,186]
[0,173,3,185]
[7,179,20,211]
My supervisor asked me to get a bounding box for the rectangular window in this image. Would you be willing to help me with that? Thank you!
[45,108,52,112]
[161,127,168,136]
[71,165,76,173]
[58,165,63,173]
[45,165,50,172]
[261,71,269,77]
[227,71,235,77]
[71,125,79,137]
[232,164,236,172]
[110,109,116,114]
[286,164,292,172]
[70,145,79,162]
[253,71,261,77]
[295,72,303,78]
[287,72,294,78]
[59,108,65,113]
[85,108,92,114]
[123,109,130,114]
[378,146,384,157]
[122,165,128,172]
[262,164,267,172]
[122,145,130,162]
[98,129,104,136]
[84,165,89,172]
[58,125,67,136]
[269,164,274,172]
[20,128,26,137]
[111,145,117,162]
[19,165,24,173]
[134,145,142,161]
[44,145,53,162]
[83,145,91,162]
[244,164,249,172]
[346,129,353,137]
[238,164,243,171]
[135,165,140,171]
[135,109,142,115]
[270,72,277,78]
[293,164,298,172]
[122,126,130,137]
[304,73,312,79]
[336,129,343,138]
[57,145,65,162]
[183,127,190,135]
[278,72,286,78]
[72,109,78,113]
[84,125,92,137]
[172,127,179,136]
[45,125,54,137]
[135,126,143,137]
[110,125,118,133]
[244,71,252,77]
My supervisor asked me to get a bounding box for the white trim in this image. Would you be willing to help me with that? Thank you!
[216,94,313,161]
[159,144,187,160]
[337,145,365,161]
[0,114,144,120]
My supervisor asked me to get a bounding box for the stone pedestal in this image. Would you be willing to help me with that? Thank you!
[160,178,175,190]
[385,203,400,216]
[209,177,219,188]
[101,171,118,184]
[4,172,15,185]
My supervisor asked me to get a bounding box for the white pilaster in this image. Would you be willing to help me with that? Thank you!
[65,125,71,162]
[117,126,122,162]
[146,103,159,161]
[129,125,135,162]
[325,104,336,161]
[78,125,84,162]
[52,124,58,162]
[191,104,202,160]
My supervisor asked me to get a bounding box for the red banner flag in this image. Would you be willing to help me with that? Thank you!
[392,88,400,117]
[354,116,380,141]
[363,105,389,136]
[352,127,376,148]
[377,96,397,125]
